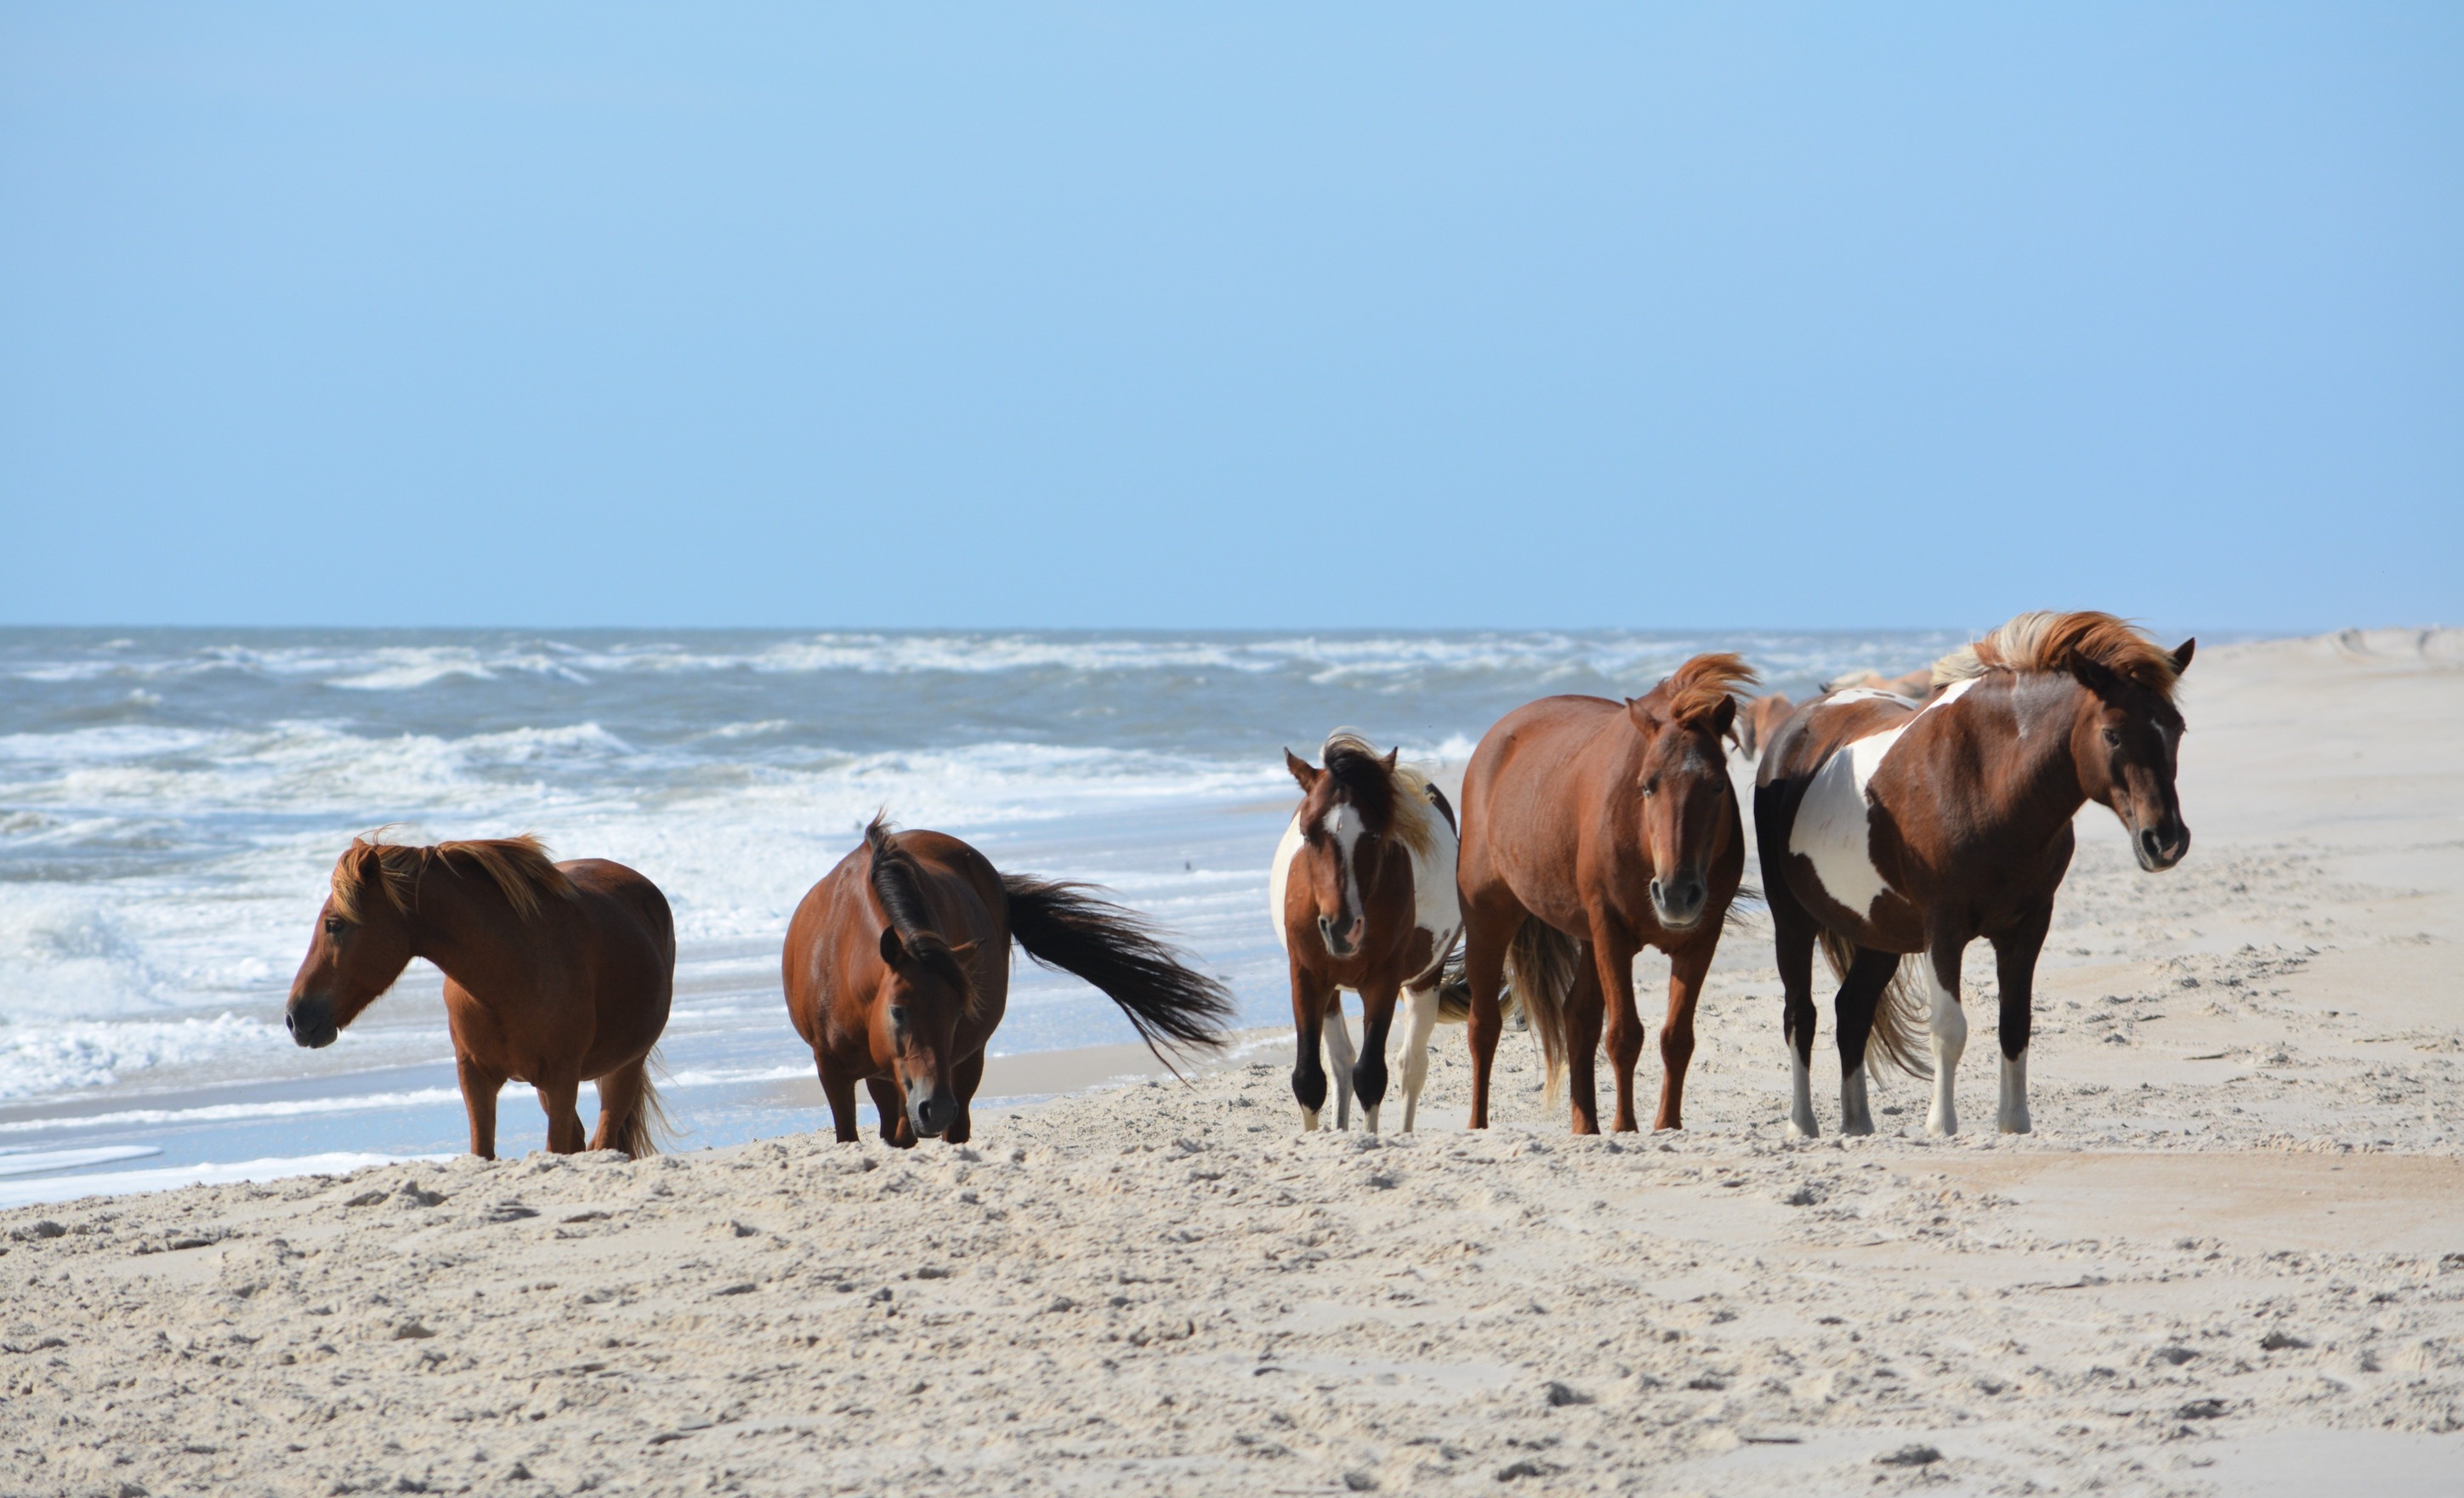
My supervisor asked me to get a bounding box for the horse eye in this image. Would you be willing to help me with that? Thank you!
[889,1006,908,1027]
[322,916,345,935]
[2102,728,2121,746]
[1640,778,1658,797]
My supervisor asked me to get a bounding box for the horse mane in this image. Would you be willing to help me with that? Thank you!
[1317,731,1442,861]
[863,814,983,1009]
[1650,652,1760,727]
[1932,611,2180,700]
[330,831,571,924]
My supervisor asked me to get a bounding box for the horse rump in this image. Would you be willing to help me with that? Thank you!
[1814,929,1933,1077]
[1001,875,1235,1068]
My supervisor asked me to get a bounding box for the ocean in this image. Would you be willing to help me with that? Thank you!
[0,627,1960,1201]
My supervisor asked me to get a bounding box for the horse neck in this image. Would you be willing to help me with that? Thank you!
[402,858,542,990]
[1983,673,2098,846]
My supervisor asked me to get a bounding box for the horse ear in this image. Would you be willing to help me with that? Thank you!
[1382,746,1399,772]
[1626,696,1664,733]
[2072,655,2120,695]
[2170,638,2195,675]
[878,924,906,967]
[1284,750,1321,791]
[1707,694,1738,739]
[946,939,980,968]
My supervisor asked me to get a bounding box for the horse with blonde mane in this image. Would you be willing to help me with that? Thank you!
[287,834,674,1158]
[786,816,1234,1146]
[1271,732,1461,1132]
[1755,611,2193,1138]
[1454,654,1758,1133]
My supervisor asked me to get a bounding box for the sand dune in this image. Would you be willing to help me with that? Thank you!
[2,629,2458,1496]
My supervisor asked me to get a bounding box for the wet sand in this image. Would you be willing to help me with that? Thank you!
[2,627,2458,1496]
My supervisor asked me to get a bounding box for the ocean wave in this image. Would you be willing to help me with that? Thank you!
[0,1012,286,1099]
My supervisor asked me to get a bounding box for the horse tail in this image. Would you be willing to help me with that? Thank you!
[606,1051,673,1159]
[1814,930,1933,1078]
[1508,918,1579,1106]
[1001,875,1235,1068]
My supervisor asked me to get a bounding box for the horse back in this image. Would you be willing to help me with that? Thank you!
[550,858,675,1065]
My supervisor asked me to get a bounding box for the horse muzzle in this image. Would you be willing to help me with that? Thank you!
[286,998,339,1050]
[1649,871,1710,931]
[2134,820,2190,872]
[906,1087,958,1140]
[1316,914,1365,961]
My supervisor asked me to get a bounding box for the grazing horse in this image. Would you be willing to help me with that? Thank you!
[1271,733,1462,1133]
[287,835,674,1158]
[786,816,1234,1147]
[1455,654,1758,1133]
[1755,611,2193,1138]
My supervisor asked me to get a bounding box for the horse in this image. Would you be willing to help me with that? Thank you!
[1819,664,1937,700]
[785,815,1234,1147]
[1754,611,2193,1138]
[286,834,674,1159]
[1270,733,1462,1133]
[1454,654,1758,1133]
[1732,692,1796,761]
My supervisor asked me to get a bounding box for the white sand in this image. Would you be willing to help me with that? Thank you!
[3,629,2460,1496]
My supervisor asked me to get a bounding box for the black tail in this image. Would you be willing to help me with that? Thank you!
[1814,928,1932,1077]
[1002,875,1235,1068]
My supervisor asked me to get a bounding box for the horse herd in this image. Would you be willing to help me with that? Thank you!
[283,609,2194,1156]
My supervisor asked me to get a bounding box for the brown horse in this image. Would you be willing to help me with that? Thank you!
[286,835,674,1158]
[1755,611,2192,1138]
[1732,691,1796,760]
[786,816,1234,1146]
[1271,733,1461,1133]
[1455,654,1757,1133]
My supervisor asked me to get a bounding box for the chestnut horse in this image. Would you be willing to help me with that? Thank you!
[1732,692,1795,761]
[786,816,1234,1146]
[287,835,673,1158]
[1271,733,1461,1133]
[1755,611,2192,1138]
[1455,654,1757,1132]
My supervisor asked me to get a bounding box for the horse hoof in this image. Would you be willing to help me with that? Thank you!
[1999,1116,2032,1135]
[1785,1117,1819,1141]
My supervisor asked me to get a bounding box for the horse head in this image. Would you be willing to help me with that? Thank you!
[871,923,981,1140]
[1282,736,1403,962]
[2070,638,2195,871]
[287,839,420,1048]
[1626,654,1757,931]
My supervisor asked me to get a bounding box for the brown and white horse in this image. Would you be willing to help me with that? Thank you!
[1755,611,2193,1138]
[786,816,1233,1146]
[1455,655,1757,1132]
[287,835,674,1158]
[1271,734,1461,1132]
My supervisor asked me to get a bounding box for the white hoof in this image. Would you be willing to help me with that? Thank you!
[1300,1108,1320,1132]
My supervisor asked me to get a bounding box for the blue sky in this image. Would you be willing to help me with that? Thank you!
[3,5,2457,633]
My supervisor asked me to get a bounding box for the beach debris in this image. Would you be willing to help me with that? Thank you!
[1343,1472,1378,1491]
[727,1220,759,1237]
[1541,1380,1592,1407]
[1778,1181,1825,1206]
[2176,1399,2228,1420]
[390,1320,437,1341]
[2149,1345,2200,1366]
[478,1201,538,1223]
[559,1210,609,1224]
[1495,1458,1562,1481]
[8,1220,65,1242]
[1875,1444,1943,1467]
[2258,1329,2312,1351]
[713,1282,755,1297]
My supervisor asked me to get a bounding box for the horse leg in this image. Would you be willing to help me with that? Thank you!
[535,1075,588,1155]
[1288,962,1334,1131]
[1923,932,1972,1138]
[1562,944,1606,1134]
[1399,981,1441,1133]
[588,1058,645,1155]
[1991,905,2052,1135]
[1460,905,1514,1130]
[1650,942,1708,1131]
[1832,945,1903,1136]
[1324,996,1359,1132]
[945,1051,985,1146]
[456,1056,505,1160]
[867,1076,916,1149]
[1351,980,1402,1135]
[1770,889,1822,1138]
[819,1058,861,1144]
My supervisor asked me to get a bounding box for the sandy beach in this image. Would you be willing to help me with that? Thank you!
[3,628,2459,1496]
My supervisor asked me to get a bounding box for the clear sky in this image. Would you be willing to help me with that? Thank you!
[3,5,2457,633]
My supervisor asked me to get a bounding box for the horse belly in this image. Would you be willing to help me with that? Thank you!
[1787,730,1905,924]
[1268,816,1303,956]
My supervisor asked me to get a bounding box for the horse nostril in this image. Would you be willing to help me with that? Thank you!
[2140,828,2164,860]
[285,1013,296,1034]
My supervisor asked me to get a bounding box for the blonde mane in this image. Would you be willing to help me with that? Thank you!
[1931,611,2181,699]
[1318,731,1444,862]
[330,831,573,925]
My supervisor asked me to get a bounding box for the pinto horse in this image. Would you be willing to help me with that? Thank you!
[786,816,1234,1146]
[287,835,674,1158]
[1271,733,1461,1133]
[1755,611,2192,1138]
[1455,654,1757,1132]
